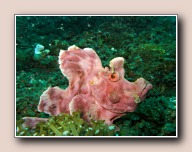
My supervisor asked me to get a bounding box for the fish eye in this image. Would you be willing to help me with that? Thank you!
[108,72,120,82]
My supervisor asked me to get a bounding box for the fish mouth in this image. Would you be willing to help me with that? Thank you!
[139,82,153,101]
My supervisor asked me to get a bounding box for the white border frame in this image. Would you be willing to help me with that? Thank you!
[15,14,178,138]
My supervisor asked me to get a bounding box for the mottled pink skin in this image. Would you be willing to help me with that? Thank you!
[36,45,153,125]
[22,117,48,129]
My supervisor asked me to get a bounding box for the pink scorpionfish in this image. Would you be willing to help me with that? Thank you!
[23,45,152,128]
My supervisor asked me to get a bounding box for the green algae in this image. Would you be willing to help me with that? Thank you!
[16,112,117,136]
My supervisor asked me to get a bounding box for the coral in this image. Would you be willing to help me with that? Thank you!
[115,96,176,136]
[23,45,152,129]
[34,44,45,55]
[33,44,52,64]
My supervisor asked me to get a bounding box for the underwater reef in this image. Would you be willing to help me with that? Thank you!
[16,16,176,136]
